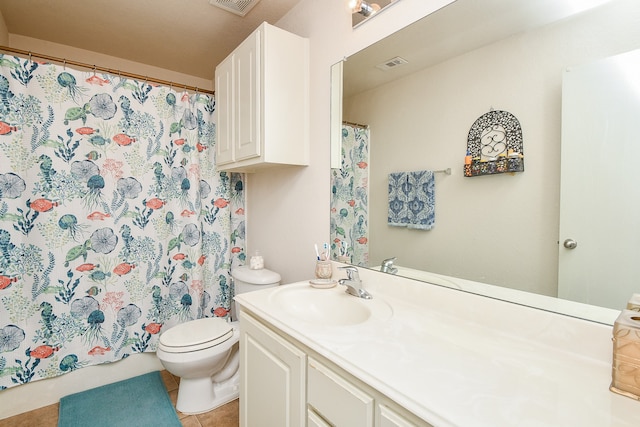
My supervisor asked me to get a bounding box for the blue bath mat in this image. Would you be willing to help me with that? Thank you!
[58,371,181,427]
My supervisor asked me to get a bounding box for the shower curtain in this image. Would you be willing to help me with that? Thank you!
[330,124,369,266]
[0,55,245,390]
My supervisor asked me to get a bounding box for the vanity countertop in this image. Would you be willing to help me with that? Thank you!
[235,268,640,427]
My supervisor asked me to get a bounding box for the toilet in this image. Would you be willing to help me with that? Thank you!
[156,266,281,414]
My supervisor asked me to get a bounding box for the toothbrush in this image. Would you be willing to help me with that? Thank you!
[323,243,329,261]
[314,243,320,260]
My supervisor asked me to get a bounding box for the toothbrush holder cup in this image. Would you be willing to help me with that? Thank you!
[314,260,333,279]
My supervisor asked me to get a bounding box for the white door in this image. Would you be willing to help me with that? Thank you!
[558,49,640,309]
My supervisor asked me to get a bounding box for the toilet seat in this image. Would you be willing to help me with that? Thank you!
[159,318,234,353]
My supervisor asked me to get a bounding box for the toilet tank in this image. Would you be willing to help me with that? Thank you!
[232,266,281,295]
[231,266,281,321]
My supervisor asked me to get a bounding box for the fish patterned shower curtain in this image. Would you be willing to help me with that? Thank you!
[0,55,245,390]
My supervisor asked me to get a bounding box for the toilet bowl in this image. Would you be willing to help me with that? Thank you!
[155,266,280,414]
[156,317,240,414]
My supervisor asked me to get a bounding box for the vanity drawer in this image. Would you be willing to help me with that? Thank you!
[308,357,374,427]
[378,403,426,427]
[308,408,332,427]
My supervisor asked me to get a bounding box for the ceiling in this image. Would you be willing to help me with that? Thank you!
[0,0,303,81]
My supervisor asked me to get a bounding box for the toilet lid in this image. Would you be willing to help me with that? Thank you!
[159,318,233,352]
[232,266,281,285]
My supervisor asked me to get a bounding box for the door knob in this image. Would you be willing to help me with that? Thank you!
[563,239,578,249]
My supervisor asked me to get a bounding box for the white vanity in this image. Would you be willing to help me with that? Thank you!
[235,265,640,427]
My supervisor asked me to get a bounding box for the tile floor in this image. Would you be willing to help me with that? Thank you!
[0,370,239,427]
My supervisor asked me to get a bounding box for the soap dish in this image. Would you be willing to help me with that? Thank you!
[309,279,337,289]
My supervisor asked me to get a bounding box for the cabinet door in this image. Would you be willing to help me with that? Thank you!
[234,27,261,161]
[215,56,233,165]
[239,311,306,427]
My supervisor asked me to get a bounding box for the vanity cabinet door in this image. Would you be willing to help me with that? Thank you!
[308,357,374,427]
[239,311,306,427]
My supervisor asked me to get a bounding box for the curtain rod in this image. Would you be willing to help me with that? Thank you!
[342,120,369,129]
[0,45,214,95]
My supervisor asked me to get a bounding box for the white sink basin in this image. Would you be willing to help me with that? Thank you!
[268,283,393,327]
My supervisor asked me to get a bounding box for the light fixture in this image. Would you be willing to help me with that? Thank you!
[349,0,381,17]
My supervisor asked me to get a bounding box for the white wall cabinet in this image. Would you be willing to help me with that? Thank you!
[239,309,432,427]
[215,22,309,172]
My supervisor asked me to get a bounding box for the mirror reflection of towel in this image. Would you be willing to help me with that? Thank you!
[388,171,435,230]
[388,172,409,226]
[407,170,435,230]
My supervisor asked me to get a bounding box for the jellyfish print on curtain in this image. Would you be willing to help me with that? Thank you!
[0,55,245,390]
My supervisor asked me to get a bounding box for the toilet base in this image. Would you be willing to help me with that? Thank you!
[176,370,240,415]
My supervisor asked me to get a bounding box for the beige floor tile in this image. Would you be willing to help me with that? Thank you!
[180,415,203,427]
[195,400,239,427]
[161,369,180,392]
[0,403,59,427]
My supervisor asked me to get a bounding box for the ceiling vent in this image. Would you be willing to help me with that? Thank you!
[209,0,262,16]
[376,56,409,71]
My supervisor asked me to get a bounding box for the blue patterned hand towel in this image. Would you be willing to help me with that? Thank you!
[388,172,409,226]
[407,170,435,230]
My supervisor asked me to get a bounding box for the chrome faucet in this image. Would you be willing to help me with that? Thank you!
[380,257,398,274]
[338,266,372,299]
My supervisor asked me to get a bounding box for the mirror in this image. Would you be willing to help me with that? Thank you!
[331,0,640,324]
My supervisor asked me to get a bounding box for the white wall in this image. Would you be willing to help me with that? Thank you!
[249,0,454,284]
[7,34,212,91]
[0,9,8,46]
[344,0,640,296]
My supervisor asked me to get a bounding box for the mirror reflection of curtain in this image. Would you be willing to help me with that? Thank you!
[0,54,245,389]
[330,124,369,265]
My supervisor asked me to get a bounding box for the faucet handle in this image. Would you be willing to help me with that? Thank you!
[380,257,398,274]
[381,257,396,266]
[339,266,360,281]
